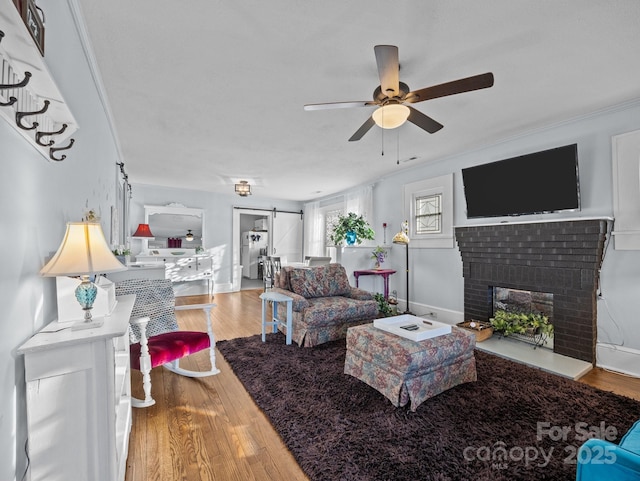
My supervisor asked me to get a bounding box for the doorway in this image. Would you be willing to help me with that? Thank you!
[232,208,304,291]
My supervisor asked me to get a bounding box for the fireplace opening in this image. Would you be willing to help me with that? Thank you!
[491,287,554,349]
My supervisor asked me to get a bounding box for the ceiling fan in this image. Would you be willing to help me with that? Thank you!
[304,45,494,141]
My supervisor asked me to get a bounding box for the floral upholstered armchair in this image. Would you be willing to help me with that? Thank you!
[272,263,378,347]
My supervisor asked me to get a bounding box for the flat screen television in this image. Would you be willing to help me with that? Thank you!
[462,144,580,218]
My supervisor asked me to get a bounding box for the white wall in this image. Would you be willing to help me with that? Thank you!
[0,1,126,479]
[343,101,640,374]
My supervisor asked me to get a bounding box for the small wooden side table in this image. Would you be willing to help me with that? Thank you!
[260,291,294,344]
[353,269,397,299]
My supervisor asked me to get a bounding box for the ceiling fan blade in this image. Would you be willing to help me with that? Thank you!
[304,101,376,111]
[374,45,400,98]
[406,106,444,134]
[405,72,494,103]
[348,116,376,142]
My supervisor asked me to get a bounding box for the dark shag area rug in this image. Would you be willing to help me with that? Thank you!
[217,333,640,481]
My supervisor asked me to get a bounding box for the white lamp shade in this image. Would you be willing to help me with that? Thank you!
[372,104,410,129]
[40,222,127,277]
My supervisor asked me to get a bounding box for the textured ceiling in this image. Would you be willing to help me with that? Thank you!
[76,0,640,201]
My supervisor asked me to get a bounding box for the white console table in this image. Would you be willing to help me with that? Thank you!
[105,263,166,283]
[136,253,214,294]
[18,295,135,481]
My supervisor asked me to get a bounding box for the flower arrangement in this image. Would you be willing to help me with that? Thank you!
[112,245,131,256]
[371,246,386,268]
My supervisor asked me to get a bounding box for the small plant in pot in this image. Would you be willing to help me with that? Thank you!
[371,246,386,269]
[112,245,131,264]
[330,212,375,246]
[373,293,393,317]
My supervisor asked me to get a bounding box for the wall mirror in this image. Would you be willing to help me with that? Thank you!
[143,204,205,250]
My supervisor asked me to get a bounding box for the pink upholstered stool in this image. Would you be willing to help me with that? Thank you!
[344,323,477,411]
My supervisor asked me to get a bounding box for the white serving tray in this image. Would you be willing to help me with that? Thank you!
[373,314,452,342]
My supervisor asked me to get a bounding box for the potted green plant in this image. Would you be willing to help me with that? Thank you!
[373,293,393,317]
[330,212,375,246]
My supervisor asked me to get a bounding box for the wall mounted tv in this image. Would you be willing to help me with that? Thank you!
[462,143,580,218]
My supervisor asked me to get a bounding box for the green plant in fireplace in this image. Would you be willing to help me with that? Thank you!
[489,309,553,337]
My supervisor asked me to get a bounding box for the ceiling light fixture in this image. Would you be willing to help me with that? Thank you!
[372,104,410,129]
[185,229,194,241]
[235,180,251,197]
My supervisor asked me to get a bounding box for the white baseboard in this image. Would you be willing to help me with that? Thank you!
[173,280,233,296]
[214,282,234,293]
[596,342,640,377]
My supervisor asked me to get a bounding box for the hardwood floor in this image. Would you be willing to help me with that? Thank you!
[125,289,640,480]
[125,289,308,481]
[579,366,640,401]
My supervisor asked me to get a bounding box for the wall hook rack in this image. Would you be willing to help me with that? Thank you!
[49,138,74,162]
[0,71,32,107]
[1,5,78,161]
[16,99,49,130]
[36,123,68,147]
[1,70,32,91]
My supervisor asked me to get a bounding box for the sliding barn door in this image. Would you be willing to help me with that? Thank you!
[272,212,303,263]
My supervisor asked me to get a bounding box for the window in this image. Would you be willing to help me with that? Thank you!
[403,173,454,248]
[415,194,442,234]
[325,208,343,247]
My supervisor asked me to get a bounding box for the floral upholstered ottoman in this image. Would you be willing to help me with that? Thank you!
[344,323,477,411]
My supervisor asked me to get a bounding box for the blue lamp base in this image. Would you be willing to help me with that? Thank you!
[71,275,104,330]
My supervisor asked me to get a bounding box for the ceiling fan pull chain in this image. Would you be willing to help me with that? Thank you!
[397,129,400,165]
[381,107,385,156]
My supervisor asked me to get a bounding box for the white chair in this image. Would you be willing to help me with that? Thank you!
[262,256,274,290]
[114,279,220,408]
[305,256,332,266]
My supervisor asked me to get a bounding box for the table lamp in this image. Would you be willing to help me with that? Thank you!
[40,222,127,329]
[392,220,411,314]
[132,223,155,239]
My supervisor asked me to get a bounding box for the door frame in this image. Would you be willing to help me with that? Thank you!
[232,207,273,291]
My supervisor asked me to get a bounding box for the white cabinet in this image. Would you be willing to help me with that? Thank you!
[18,295,135,481]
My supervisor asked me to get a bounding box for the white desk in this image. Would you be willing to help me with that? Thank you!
[19,295,135,481]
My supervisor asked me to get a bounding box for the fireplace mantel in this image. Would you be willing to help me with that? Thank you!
[454,215,613,230]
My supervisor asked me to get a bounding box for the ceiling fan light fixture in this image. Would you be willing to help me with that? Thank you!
[185,229,194,241]
[372,104,410,129]
[235,180,251,197]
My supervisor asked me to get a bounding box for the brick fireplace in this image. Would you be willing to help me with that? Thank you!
[455,219,609,363]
